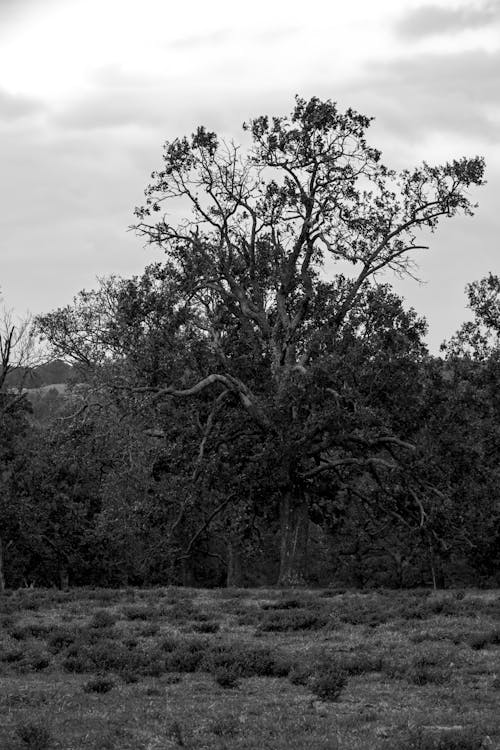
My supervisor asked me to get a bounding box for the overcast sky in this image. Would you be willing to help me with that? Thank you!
[0,0,499,351]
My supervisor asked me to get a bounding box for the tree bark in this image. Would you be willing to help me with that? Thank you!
[277,488,309,585]
[58,565,69,590]
[181,556,195,587]
[0,535,5,594]
[226,539,243,587]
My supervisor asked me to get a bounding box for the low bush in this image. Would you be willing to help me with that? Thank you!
[121,604,158,621]
[407,664,451,686]
[256,609,327,632]
[209,715,240,737]
[163,637,207,673]
[8,623,51,641]
[83,675,115,693]
[89,610,117,629]
[15,720,53,750]
[213,664,240,688]
[309,665,347,702]
[392,726,485,749]
[46,626,80,654]
[18,644,51,673]
[190,621,220,634]
[467,629,500,650]
[203,642,290,678]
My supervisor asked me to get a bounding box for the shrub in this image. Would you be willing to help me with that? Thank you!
[47,627,79,654]
[393,726,484,749]
[336,652,383,675]
[309,665,347,702]
[467,629,500,650]
[257,610,327,632]
[191,621,220,634]
[9,624,49,641]
[83,675,115,693]
[121,604,157,621]
[203,643,290,678]
[163,638,207,673]
[288,661,314,686]
[62,638,135,674]
[137,623,159,637]
[15,720,53,750]
[209,715,239,737]
[214,664,240,688]
[89,610,117,629]
[261,598,311,610]
[407,665,451,686]
[19,644,51,673]
[0,643,25,664]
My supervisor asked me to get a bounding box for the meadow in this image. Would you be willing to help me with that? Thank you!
[0,587,499,750]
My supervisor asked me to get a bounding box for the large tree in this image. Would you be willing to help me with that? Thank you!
[38,97,485,585]
[129,96,484,583]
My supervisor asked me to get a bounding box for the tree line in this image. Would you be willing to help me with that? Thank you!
[1,97,497,591]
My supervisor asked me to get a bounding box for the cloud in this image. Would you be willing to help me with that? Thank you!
[0,88,44,121]
[341,50,500,145]
[0,0,61,27]
[169,29,233,50]
[396,1,500,39]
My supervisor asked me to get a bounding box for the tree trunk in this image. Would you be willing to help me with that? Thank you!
[58,565,69,590]
[181,556,195,587]
[0,535,5,594]
[277,488,309,586]
[226,539,243,587]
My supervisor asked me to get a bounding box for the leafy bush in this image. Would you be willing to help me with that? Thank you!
[467,629,500,650]
[288,661,314,686]
[309,665,347,702]
[83,675,115,693]
[18,643,51,673]
[89,610,117,629]
[121,604,158,621]
[392,726,485,749]
[214,664,240,688]
[46,626,80,654]
[15,720,53,750]
[335,652,383,675]
[256,609,327,632]
[261,597,312,610]
[203,642,290,678]
[191,621,220,634]
[8,623,51,641]
[0,642,25,664]
[163,637,207,673]
[209,715,240,737]
[407,664,451,686]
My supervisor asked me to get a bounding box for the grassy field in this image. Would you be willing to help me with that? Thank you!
[0,586,499,750]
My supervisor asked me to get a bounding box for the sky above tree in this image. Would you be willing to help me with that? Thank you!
[0,0,498,351]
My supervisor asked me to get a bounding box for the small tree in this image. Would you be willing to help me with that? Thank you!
[0,305,40,593]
